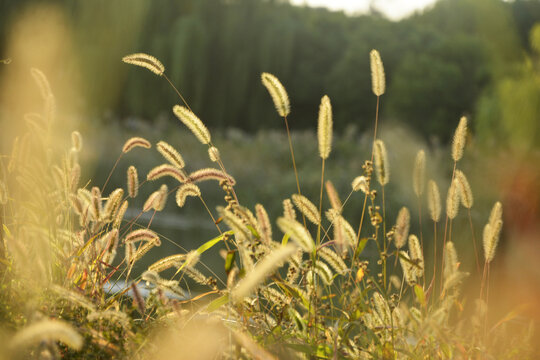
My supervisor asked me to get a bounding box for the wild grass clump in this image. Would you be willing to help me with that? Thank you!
[0,50,535,360]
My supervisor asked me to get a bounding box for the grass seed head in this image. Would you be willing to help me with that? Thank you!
[373,139,390,186]
[175,183,201,207]
[317,95,333,159]
[122,53,165,76]
[127,165,139,198]
[277,217,314,252]
[427,179,441,222]
[370,49,386,96]
[455,170,473,209]
[157,141,185,169]
[292,194,321,225]
[173,105,211,145]
[413,149,426,197]
[261,72,290,117]
[123,137,151,153]
[446,177,460,219]
[394,207,411,249]
[452,116,468,162]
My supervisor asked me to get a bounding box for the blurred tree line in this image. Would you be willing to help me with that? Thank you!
[1,0,539,146]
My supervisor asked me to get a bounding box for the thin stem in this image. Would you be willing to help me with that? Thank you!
[101,153,123,193]
[382,185,387,292]
[417,196,425,288]
[283,115,307,229]
[163,74,193,113]
[440,162,457,290]
[372,96,380,149]
[468,208,481,274]
[317,158,325,247]
[428,221,438,301]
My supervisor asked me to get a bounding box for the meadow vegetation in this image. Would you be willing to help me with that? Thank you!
[0,49,536,360]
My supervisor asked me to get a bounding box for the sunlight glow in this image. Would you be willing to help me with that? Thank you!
[290,0,438,20]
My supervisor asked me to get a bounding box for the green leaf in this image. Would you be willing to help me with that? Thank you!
[196,231,232,255]
[225,251,236,273]
[246,225,260,238]
[207,294,229,312]
[414,284,426,307]
[2,224,11,238]
[77,234,98,257]
[281,233,290,246]
[355,237,369,257]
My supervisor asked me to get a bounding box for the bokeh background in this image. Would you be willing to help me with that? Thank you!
[0,0,539,334]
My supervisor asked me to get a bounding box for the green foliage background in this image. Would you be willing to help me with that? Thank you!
[1,0,539,146]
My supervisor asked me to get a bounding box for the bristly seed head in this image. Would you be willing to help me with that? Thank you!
[394,207,410,249]
[122,137,151,153]
[352,175,370,193]
[370,49,385,96]
[208,146,220,162]
[261,72,290,117]
[175,183,201,207]
[483,201,503,263]
[127,166,139,198]
[325,180,342,213]
[413,149,426,197]
[446,177,460,219]
[172,105,211,145]
[452,116,468,162]
[455,170,473,209]
[373,139,389,186]
[122,53,165,76]
[317,95,333,160]
[147,164,187,183]
[427,180,441,222]
[292,194,321,225]
[157,141,185,169]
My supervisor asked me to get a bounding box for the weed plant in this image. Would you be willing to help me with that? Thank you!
[0,52,534,359]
